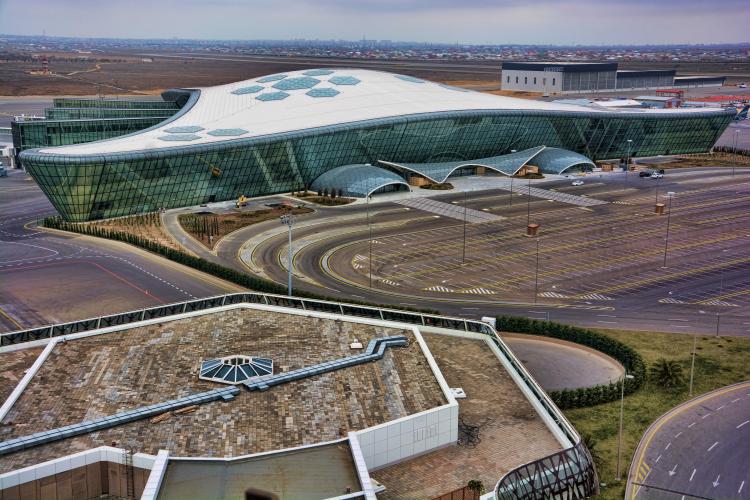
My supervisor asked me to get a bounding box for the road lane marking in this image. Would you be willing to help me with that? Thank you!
[675,432,682,438]
[597,320,618,324]
[665,442,671,450]
[707,441,718,451]
[702,413,711,419]
[713,474,720,488]
[690,469,696,482]
[732,398,741,403]
[740,481,745,494]
[717,404,725,410]
[669,464,678,476]
[688,422,696,428]
[655,454,661,463]
[737,420,749,429]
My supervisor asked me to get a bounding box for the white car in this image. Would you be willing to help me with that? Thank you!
[650,172,664,179]
[571,180,584,186]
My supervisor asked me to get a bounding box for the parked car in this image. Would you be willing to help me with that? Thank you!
[639,170,654,177]
[571,180,584,186]
[0,166,7,178]
[650,172,664,179]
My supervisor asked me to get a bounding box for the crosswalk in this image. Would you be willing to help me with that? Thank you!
[538,291,613,300]
[701,299,738,307]
[423,285,456,293]
[396,198,503,223]
[380,279,400,287]
[460,287,496,295]
[503,185,608,207]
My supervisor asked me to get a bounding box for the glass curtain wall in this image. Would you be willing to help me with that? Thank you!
[22,109,733,221]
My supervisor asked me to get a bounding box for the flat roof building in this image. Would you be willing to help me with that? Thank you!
[0,293,598,499]
[501,61,723,94]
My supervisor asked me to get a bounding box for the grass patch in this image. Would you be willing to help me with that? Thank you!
[565,329,750,499]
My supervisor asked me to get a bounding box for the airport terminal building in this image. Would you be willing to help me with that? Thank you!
[18,69,733,221]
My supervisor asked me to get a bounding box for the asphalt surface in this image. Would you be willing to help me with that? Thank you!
[0,170,239,332]
[204,167,750,336]
[628,381,750,499]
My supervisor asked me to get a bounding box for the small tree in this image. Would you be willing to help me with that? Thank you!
[467,479,484,495]
[650,358,685,389]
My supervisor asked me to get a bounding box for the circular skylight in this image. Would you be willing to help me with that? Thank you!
[200,355,273,385]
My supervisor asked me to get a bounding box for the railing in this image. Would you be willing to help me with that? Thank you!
[0,291,595,498]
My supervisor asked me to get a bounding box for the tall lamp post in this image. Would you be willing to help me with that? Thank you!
[733,129,740,177]
[526,175,532,227]
[625,139,633,179]
[367,196,373,288]
[662,191,675,268]
[509,150,517,206]
[280,214,294,296]
[688,332,698,397]
[534,238,540,304]
[616,373,636,481]
[462,190,468,264]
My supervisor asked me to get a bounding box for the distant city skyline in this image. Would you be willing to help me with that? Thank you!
[0,0,748,45]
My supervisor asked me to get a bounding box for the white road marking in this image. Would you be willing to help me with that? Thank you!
[668,464,678,476]
[707,441,719,452]
[732,398,741,403]
[597,314,617,318]
[655,454,662,463]
[690,468,696,482]
[688,422,696,428]
[597,321,618,324]
[665,442,671,450]
[717,404,725,410]
[737,420,749,429]
[739,481,745,494]
[713,474,721,488]
[675,432,683,438]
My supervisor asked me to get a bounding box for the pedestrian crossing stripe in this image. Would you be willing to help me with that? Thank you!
[380,279,400,287]
[353,254,366,261]
[424,285,456,293]
[659,297,688,304]
[636,462,651,483]
[612,200,632,205]
[353,263,363,270]
[576,293,613,301]
[701,300,738,307]
[539,291,569,298]
[461,288,496,295]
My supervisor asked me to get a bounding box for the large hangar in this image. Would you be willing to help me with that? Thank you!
[19,69,733,221]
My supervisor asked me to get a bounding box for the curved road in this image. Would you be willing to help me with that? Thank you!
[0,171,240,332]
[627,381,750,499]
[189,169,750,336]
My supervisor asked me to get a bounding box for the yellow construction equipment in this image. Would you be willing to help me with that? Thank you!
[236,195,249,208]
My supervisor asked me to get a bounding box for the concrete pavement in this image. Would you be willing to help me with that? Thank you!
[627,380,750,499]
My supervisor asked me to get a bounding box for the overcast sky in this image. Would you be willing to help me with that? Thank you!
[0,0,747,45]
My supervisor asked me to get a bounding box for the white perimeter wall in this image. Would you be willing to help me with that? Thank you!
[502,70,563,93]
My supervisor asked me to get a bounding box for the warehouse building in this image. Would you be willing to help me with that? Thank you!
[501,62,724,94]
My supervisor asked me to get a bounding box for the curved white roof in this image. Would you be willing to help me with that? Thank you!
[41,68,726,155]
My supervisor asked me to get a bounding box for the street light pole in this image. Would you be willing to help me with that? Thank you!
[367,196,373,288]
[526,175,531,227]
[462,190,467,264]
[733,129,740,177]
[509,150,516,206]
[688,332,697,397]
[616,373,635,481]
[534,238,540,304]
[280,214,295,296]
[625,139,632,180]
[662,192,675,268]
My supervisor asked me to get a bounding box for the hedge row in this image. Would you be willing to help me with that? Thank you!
[43,216,439,315]
[496,315,646,409]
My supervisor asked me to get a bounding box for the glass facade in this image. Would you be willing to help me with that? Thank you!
[11,117,168,154]
[51,98,179,110]
[45,108,178,120]
[21,108,733,222]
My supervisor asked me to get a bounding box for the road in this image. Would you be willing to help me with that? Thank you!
[627,381,750,499]
[0,170,240,332]
[199,167,750,336]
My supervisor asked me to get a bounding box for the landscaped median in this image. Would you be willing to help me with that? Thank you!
[497,315,750,499]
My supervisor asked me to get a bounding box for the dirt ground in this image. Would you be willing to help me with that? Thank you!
[90,213,181,250]
[179,206,314,249]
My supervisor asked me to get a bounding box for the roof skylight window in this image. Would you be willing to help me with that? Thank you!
[257,74,287,83]
[231,85,264,95]
[163,126,204,133]
[303,69,335,76]
[208,128,249,136]
[329,76,361,85]
[306,88,340,98]
[272,76,321,91]
[255,91,290,101]
[200,355,273,385]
